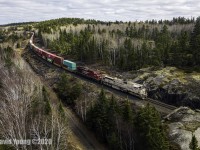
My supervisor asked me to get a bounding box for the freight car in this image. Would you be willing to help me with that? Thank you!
[63,60,77,71]
[29,32,147,99]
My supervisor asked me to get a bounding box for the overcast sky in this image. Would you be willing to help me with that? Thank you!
[0,0,199,25]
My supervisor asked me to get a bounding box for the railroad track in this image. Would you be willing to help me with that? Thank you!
[23,47,177,114]
[146,98,177,110]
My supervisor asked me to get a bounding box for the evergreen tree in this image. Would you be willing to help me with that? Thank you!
[57,73,70,94]
[152,27,159,41]
[96,89,109,137]
[189,135,200,150]
[118,47,126,69]
[150,48,161,66]
[122,100,133,123]
[127,45,136,70]
[190,16,200,65]
[141,42,149,67]
[156,25,171,65]
[69,82,82,103]
[179,31,189,53]
[87,88,109,140]
[134,104,169,150]
[42,87,51,115]
[107,95,121,149]
[108,95,118,127]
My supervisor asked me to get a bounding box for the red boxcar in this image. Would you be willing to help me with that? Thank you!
[32,44,64,67]
[53,55,64,66]
[40,50,64,67]
[41,50,48,59]
[77,66,102,81]
[33,45,43,56]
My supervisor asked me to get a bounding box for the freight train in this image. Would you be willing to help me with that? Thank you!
[29,32,147,99]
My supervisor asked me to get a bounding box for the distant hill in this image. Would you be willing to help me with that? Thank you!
[0,21,36,27]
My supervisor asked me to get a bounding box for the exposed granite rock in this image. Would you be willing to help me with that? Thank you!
[164,107,200,150]
[96,66,200,109]
[133,67,200,109]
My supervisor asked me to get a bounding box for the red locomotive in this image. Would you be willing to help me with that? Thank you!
[77,66,102,81]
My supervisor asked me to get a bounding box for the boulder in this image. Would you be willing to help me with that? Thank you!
[165,107,200,150]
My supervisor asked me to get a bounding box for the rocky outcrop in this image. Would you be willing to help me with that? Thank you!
[133,67,200,109]
[164,107,200,150]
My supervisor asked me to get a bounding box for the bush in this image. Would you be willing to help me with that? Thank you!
[57,73,82,106]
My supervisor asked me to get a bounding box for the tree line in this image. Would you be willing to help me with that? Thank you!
[36,16,200,72]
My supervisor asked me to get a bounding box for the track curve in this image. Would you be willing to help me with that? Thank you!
[24,43,177,114]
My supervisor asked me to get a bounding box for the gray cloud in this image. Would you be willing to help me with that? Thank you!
[0,0,199,24]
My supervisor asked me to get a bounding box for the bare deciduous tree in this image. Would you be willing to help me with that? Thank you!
[0,48,69,150]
